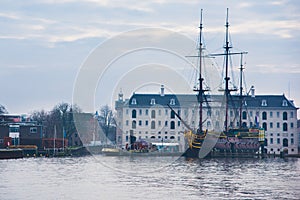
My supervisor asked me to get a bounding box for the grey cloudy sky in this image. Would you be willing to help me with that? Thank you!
[0,0,299,116]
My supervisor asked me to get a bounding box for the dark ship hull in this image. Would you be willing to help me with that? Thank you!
[183,128,265,158]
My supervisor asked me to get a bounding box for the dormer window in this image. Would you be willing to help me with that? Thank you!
[170,98,175,105]
[282,100,288,107]
[150,98,156,105]
[261,99,267,106]
[131,98,137,105]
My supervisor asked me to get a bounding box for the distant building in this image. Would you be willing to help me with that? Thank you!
[115,86,298,155]
[0,114,43,149]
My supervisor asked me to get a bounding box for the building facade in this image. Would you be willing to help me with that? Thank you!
[0,114,43,149]
[115,86,298,155]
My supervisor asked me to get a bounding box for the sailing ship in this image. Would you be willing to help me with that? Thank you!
[179,9,265,158]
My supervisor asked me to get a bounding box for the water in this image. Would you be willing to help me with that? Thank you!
[0,155,299,200]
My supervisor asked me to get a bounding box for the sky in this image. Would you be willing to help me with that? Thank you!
[0,0,300,117]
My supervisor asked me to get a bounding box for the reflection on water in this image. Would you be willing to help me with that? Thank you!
[0,156,299,200]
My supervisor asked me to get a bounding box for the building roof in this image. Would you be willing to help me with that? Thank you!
[117,93,297,110]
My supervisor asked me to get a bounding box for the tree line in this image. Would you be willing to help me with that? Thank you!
[0,103,116,146]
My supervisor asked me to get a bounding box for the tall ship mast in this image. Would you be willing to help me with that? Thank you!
[181,8,265,158]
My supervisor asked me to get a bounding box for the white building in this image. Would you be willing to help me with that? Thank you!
[115,86,298,155]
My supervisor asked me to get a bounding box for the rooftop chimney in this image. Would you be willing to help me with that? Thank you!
[250,86,255,98]
[160,85,165,96]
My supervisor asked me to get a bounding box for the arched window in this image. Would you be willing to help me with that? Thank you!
[150,136,155,139]
[207,110,211,117]
[283,122,288,131]
[263,122,267,131]
[242,122,247,128]
[170,121,175,129]
[132,120,136,129]
[132,109,136,118]
[207,121,211,128]
[151,110,156,119]
[283,112,287,120]
[151,121,155,129]
[171,110,175,119]
[283,138,288,147]
[242,111,247,120]
[170,136,175,140]
[262,112,267,120]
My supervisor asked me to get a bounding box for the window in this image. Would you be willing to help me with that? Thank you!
[145,109,149,116]
[139,109,142,115]
[242,111,247,120]
[150,136,155,139]
[215,121,220,128]
[277,112,280,118]
[277,138,280,144]
[170,136,175,140]
[283,123,288,131]
[171,110,175,119]
[30,127,37,133]
[282,100,288,106]
[158,110,161,116]
[131,98,137,105]
[151,110,156,119]
[177,110,181,117]
[165,109,168,115]
[270,111,273,118]
[270,138,273,144]
[145,120,148,126]
[132,109,137,118]
[261,100,267,106]
[291,138,294,145]
[262,122,267,131]
[126,120,129,126]
[151,121,155,129]
[207,110,212,117]
[291,133,294,137]
[291,123,294,129]
[126,109,129,115]
[262,112,267,120]
[178,121,181,127]
[283,112,287,120]
[270,122,273,129]
[230,110,233,117]
[277,122,280,128]
[277,133,280,137]
[242,122,247,128]
[158,121,161,126]
[250,111,253,117]
[170,98,175,105]
[165,121,168,127]
[207,121,211,128]
[132,120,136,129]
[165,136,168,139]
[290,111,294,118]
[0,139,3,144]
[283,138,288,147]
[139,120,142,126]
[150,98,156,105]
[170,121,175,129]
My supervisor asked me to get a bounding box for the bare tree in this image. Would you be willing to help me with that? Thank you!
[97,105,116,144]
